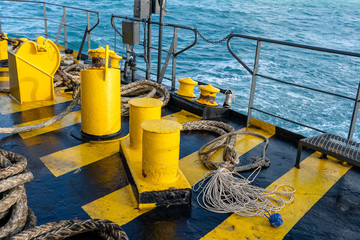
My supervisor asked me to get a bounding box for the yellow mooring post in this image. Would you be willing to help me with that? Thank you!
[8,36,60,104]
[128,98,163,149]
[142,119,183,184]
[80,45,121,139]
[195,84,220,106]
[175,77,198,98]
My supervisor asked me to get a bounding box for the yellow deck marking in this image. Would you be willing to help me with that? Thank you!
[16,110,81,139]
[202,153,352,240]
[0,89,72,115]
[180,126,274,185]
[82,185,154,226]
[40,141,120,177]
[162,110,202,123]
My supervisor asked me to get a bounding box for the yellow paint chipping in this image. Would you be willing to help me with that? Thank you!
[201,152,352,240]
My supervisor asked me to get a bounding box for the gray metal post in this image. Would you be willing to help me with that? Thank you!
[146,16,152,80]
[246,40,262,130]
[348,80,360,140]
[55,16,64,45]
[43,3,48,39]
[156,0,164,83]
[171,27,178,91]
[114,29,117,52]
[63,7,68,49]
[87,11,91,51]
[0,18,2,32]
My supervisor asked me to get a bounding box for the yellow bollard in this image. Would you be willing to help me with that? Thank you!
[80,45,121,138]
[175,77,198,98]
[195,84,220,106]
[129,98,163,149]
[142,119,183,184]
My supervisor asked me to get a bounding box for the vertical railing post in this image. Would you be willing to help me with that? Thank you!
[43,3,48,39]
[146,17,152,80]
[87,11,91,51]
[157,0,164,83]
[171,27,178,91]
[63,7,68,50]
[348,80,360,140]
[114,29,117,52]
[246,40,262,130]
[0,18,2,32]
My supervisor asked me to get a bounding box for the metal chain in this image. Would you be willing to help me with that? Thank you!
[197,30,233,44]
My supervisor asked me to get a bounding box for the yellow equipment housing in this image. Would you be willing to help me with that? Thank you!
[8,36,60,104]
[0,34,8,61]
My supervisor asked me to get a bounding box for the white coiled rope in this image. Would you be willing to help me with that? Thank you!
[193,167,295,217]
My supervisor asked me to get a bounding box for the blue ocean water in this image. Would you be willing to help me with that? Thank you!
[2,0,360,140]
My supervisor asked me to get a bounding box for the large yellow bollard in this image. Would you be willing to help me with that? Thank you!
[141,119,182,184]
[129,98,163,149]
[80,45,121,138]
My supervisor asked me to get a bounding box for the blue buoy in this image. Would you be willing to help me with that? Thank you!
[264,210,283,228]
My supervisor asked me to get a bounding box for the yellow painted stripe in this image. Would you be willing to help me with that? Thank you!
[0,89,73,115]
[16,110,81,139]
[82,185,154,226]
[162,110,202,123]
[180,126,275,185]
[202,152,352,240]
[40,141,120,177]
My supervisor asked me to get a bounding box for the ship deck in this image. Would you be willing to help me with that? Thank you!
[1,74,360,240]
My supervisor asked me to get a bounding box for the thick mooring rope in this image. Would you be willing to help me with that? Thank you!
[0,149,129,240]
[121,80,170,116]
[0,149,36,239]
[183,120,295,218]
[11,219,129,240]
[182,120,270,171]
[0,90,80,134]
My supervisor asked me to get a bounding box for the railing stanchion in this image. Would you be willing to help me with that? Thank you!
[63,6,68,50]
[246,40,261,131]
[171,27,178,91]
[157,0,164,83]
[43,3,48,39]
[87,11,91,51]
[348,80,360,140]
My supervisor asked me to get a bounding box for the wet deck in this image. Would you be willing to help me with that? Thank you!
[1,80,360,239]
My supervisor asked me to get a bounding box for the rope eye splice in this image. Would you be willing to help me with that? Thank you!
[186,121,296,221]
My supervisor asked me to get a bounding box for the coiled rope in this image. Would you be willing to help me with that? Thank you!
[0,149,129,240]
[0,149,36,239]
[182,120,295,217]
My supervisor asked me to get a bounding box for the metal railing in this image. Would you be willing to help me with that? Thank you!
[0,0,100,60]
[227,34,360,141]
[111,14,197,90]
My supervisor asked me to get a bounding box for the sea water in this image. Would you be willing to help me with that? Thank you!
[2,0,360,141]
